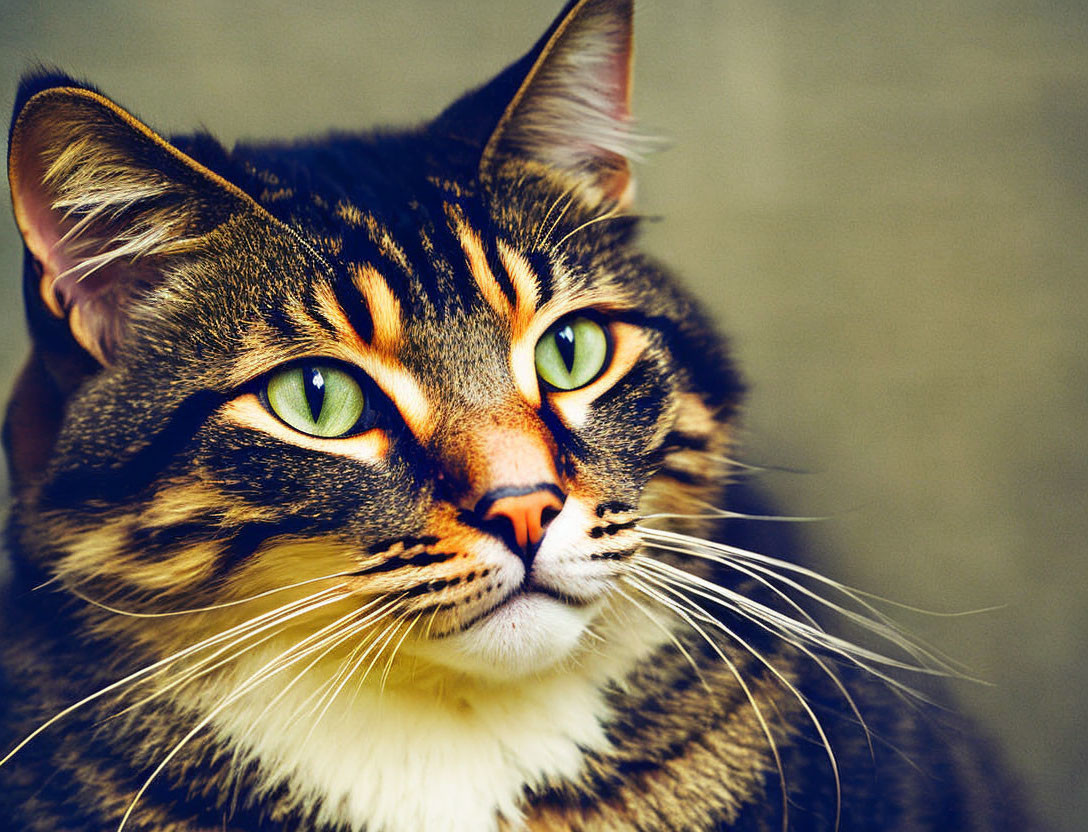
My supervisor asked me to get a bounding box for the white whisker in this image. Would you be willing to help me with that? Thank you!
[701,455,813,476]
[620,573,793,832]
[294,609,409,746]
[98,627,288,726]
[633,553,953,702]
[637,528,974,678]
[532,188,575,250]
[625,556,877,758]
[611,585,712,694]
[116,594,400,832]
[553,207,631,249]
[380,614,420,694]
[243,597,402,747]
[640,506,829,524]
[0,585,349,770]
[659,578,844,831]
[64,571,363,618]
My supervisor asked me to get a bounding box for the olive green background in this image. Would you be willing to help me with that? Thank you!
[1,1,1084,828]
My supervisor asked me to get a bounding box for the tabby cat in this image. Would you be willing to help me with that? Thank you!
[0,1,1031,830]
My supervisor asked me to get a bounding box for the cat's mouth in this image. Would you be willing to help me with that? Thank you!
[409,571,607,679]
[401,498,629,676]
[443,578,594,637]
[513,573,596,606]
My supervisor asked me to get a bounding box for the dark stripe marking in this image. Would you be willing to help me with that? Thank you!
[266,302,300,341]
[404,567,493,600]
[655,466,711,486]
[485,239,518,309]
[332,269,375,344]
[367,535,440,555]
[128,520,221,550]
[589,520,637,539]
[660,430,710,453]
[596,500,635,518]
[524,251,555,305]
[351,550,457,576]
[590,547,636,561]
[216,518,309,574]
[305,282,341,337]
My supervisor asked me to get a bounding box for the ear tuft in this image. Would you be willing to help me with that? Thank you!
[480,0,649,208]
[20,91,199,298]
[8,84,248,363]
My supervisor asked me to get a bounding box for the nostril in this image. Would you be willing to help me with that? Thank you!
[482,515,532,564]
[540,504,561,529]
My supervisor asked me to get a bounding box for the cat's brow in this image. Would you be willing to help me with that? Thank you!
[350,264,402,353]
[497,240,540,335]
[311,281,371,355]
[445,206,550,346]
[448,207,515,320]
[338,204,412,268]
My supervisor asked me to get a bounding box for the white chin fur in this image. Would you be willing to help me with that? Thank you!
[205,592,672,832]
[412,593,598,680]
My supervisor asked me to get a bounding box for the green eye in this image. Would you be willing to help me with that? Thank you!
[534,315,610,391]
[265,364,367,438]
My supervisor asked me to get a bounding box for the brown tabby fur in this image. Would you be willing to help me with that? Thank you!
[1,1,1031,830]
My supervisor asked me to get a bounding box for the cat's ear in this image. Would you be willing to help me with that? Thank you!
[8,76,255,366]
[479,0,638,208]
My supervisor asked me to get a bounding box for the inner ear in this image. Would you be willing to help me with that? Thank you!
[8,84,254,365]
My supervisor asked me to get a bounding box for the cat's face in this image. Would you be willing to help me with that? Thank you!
[6,0,741,684]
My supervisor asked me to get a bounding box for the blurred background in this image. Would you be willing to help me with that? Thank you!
[1,0,1084,828]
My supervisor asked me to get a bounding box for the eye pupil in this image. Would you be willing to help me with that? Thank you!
[555,325,577,373]
[304,366,326,422]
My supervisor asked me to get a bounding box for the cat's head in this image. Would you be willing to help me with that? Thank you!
[5,0,742,683]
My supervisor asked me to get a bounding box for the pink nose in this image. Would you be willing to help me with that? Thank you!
[479,487,564,554]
